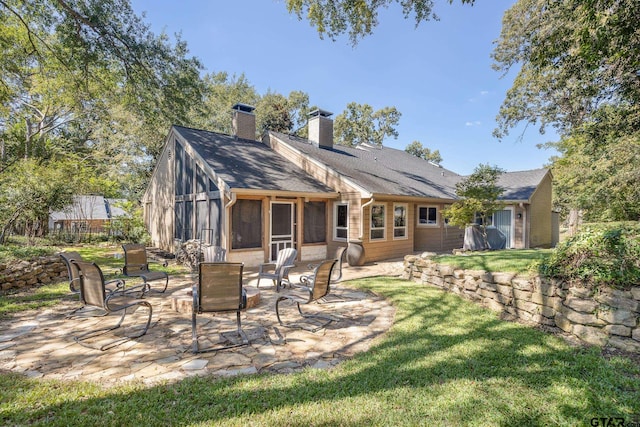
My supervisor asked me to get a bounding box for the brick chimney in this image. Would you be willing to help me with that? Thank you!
[308,109,333,148]
[232,103,256,140]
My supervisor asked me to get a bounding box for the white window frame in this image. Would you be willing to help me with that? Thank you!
[370,203,386,241]
[417,205,438,227]
[333,202,349,241]
[393,203,408,240]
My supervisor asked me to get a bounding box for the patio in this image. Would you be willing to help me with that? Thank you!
[0,260,402,388]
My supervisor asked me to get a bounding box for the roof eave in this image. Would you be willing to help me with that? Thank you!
[230,188,340,199]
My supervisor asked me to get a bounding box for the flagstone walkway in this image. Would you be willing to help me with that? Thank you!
[0,259,403,388]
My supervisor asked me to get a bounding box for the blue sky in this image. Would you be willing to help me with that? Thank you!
[131,0,558,175]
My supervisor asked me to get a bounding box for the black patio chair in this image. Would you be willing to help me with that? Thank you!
[122,243,169,293]
[191,262,249,354]
[71,260,152,351]
[275,259,337,332]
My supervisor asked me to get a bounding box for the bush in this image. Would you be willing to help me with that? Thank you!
[0,241,55,263]
[539,223,640,289]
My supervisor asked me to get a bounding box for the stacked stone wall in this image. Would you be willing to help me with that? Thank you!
[404,255,640,352]
[0,256,67,293]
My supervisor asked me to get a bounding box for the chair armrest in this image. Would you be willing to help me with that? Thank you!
[299,274,314,285]
[281,263,296,276]
[148,260,169,268]
[258,263,276,274]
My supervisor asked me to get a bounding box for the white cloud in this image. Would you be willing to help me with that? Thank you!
[465,121,482,127]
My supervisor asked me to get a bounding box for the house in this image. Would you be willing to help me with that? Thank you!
[49,195,127,234]
[143,104,555,267]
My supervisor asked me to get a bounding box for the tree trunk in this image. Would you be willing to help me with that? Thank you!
[567,209,582,236]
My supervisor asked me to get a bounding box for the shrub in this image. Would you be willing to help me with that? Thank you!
[539,223,640,289]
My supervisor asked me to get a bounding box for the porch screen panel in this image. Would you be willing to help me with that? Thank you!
[174,202,184,240]
[207,198,222,246]
[304,201,326,243]
[185,155,194,195]
[232,199,262,249]
[184,201,193,240]
[196,200,207,242]
[175,142,184,196]
[272,203,292,236]
[196,164,207,193]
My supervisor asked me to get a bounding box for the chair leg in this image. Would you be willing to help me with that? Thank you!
[275,296,332,332]
[192,310,249,354]
[73,302,153,351]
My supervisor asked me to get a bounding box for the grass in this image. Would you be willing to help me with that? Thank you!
[1,276,639,426]
[432,249,552,275]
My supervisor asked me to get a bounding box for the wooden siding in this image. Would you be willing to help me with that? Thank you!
[360,201,414,262]
[144,135,175,251]
[529,172,553,248]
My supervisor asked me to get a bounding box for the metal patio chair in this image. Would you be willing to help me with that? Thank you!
[275,259,337,332]
[59,251,84,295]
[121,243,169,293]
[71,260,152,351]
[256,247,297,292]
[304,246,347,285]
[192,262,248,354]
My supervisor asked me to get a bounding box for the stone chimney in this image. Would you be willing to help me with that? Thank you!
[231,103,256,140]
[308,109,333,148]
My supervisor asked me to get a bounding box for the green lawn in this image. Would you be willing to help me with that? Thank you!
[1,276,638,426]
[433,249,552,275]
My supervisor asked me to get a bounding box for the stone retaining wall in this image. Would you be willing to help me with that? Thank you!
[0,256,68,293]
[404,254,640,352]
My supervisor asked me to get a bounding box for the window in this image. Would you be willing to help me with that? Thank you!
[232,199,262,249]
[334,203,348,241]
[370,204,386,240]
[303,201,326,244]
[394,203,407,239]
[417,205,438,226]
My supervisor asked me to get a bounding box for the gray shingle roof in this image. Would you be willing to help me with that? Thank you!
[497,168,549,201]
[50,196,127,221]
[271,132,462,199]
[173,126,335,194]
[173,126,548,202]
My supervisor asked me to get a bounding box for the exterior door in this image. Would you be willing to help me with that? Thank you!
[270,202,294,261]
[493,208,514,249]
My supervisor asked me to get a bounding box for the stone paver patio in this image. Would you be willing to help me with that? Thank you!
[0,260,403,388]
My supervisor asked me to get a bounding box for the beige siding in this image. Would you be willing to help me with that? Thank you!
[529,173,553,248]
[360,201,414,262]
[413,203,464,253]
[144,136,175,251]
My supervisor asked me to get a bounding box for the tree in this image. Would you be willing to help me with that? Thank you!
[193,72,259,135]
[492,0,640,140]
[0,0,204,195]
[0,159,76,243]
[255,90,310,136]
[443,164,505,247]
[285,0,475,45]
[334,102,401,147]
[405,140,442,163]
[550,107,640,222]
